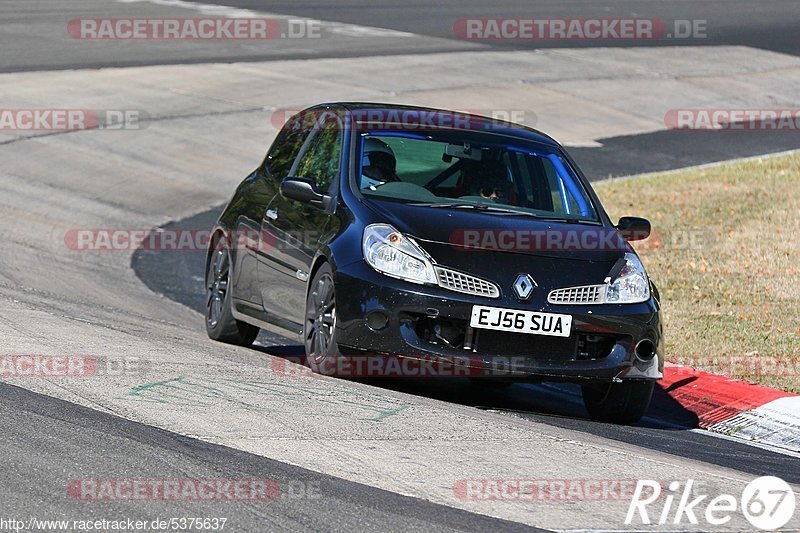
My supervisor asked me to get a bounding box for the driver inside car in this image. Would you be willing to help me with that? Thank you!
[458,160,515,204]
[360,138,400,189]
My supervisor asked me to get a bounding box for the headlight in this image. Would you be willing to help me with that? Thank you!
[604,252,650,304]
[362,224,436,284]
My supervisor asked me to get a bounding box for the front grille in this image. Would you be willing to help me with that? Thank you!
[435,267,500,298]
[548,284,605,305]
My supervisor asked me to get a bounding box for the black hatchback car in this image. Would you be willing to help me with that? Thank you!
[205,103,663,424]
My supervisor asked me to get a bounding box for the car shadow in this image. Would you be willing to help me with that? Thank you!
[251,347,700,430]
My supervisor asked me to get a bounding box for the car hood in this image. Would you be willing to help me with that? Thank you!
[363,198,628,263]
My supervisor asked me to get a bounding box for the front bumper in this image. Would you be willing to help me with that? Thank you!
[334,260,663,382]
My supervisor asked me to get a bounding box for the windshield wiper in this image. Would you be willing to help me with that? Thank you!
[532,216,602,225]
[412,202,545,217]
[411,202,492,210]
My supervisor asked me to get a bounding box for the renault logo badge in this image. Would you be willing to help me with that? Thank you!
[513,274,536,300]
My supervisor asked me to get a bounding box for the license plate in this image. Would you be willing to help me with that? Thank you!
[470,305,572,337]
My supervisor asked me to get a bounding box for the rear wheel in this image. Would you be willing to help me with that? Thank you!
[205,236,259,346]
[304,262,340,372]
[581,380,654,425]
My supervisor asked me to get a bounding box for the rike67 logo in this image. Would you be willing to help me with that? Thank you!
[626,476,796,530]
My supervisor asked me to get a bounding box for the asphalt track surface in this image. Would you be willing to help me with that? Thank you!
[3,0,799,72]
[203,0,800,56]
[4,0,800,178]
[2,1,800,531]
[568,129,800,180]
[0,381,548,532]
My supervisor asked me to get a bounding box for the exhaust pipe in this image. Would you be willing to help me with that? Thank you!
[634,339,656,361]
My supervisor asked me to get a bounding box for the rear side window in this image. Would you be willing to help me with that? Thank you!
[265,113,312,180]
[292,118,343,193]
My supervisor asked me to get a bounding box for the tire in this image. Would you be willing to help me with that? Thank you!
[205,235,259,346]
[581,380,654,425]
[304,262,340,372]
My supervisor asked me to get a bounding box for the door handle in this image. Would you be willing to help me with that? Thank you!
[265,208,278,220]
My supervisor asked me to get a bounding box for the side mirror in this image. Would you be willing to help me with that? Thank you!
[616,216,651,241]
[280,177,331,208]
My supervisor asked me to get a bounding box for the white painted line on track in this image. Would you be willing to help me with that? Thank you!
[707,396,800,456]
[690,428,800,459]
[515,382,800,458]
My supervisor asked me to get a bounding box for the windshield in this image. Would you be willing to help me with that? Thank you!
[356,132,599,222]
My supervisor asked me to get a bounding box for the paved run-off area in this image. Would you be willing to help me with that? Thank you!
[2,46,800,530]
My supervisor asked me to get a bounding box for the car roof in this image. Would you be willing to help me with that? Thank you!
[309,102,561,148]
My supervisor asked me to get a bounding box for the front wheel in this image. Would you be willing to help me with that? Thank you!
[205,236,259,346]
[304,262,340,372]
[581,380,654,425]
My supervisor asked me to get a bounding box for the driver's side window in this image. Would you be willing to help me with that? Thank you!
[292,119,342,193]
